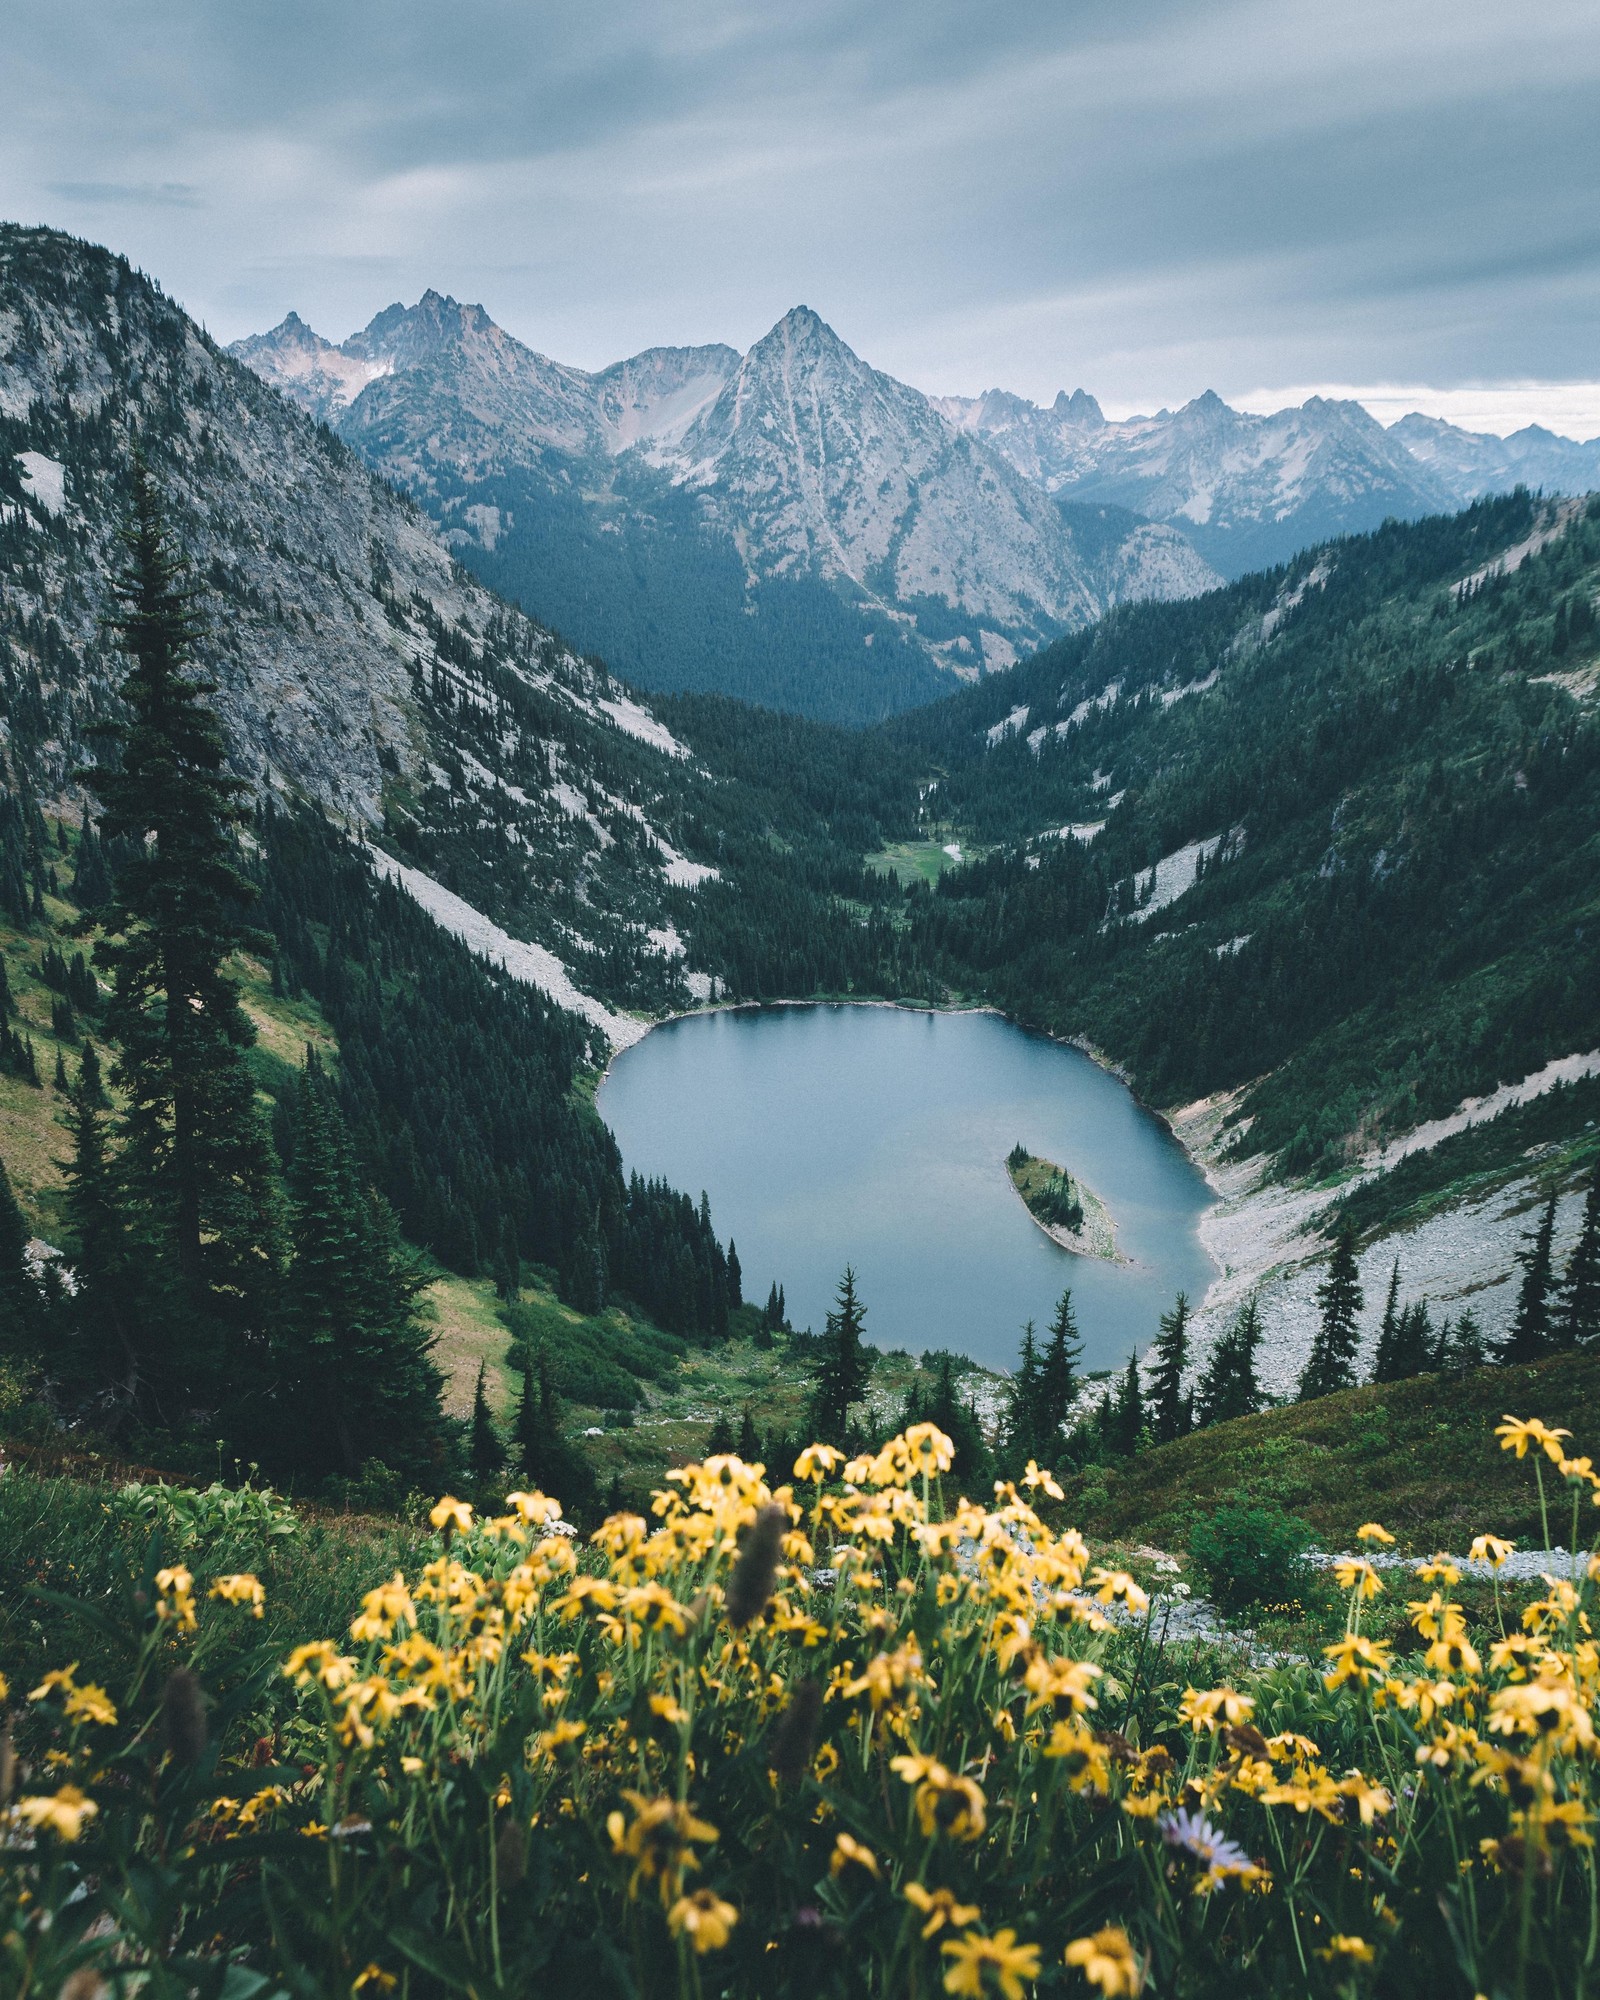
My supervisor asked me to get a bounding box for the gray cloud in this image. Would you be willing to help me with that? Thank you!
[48,181,200,207]
[2,0,1596,417]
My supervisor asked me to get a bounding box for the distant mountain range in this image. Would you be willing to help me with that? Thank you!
[232,300,1216,722]
[234,297,1600,721]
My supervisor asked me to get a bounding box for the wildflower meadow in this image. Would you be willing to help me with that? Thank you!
[4,1415,1599,1998]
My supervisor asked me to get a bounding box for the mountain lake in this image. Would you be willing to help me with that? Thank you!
[597,1003,1218,1372]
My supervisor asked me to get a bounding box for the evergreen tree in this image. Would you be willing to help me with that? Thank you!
[1438,1310,1488,1374]
[0,1155,39,1354]
[59,1043,143,1399]
[84,466,282,1404]
[706,1410,737,1456]
[1555,1163,1600,1348]
[736,1406,761,1460]
[1371,1260,1403,1381]
[806,1267,872,1442]
[274,1052,443,1477]
[1499,1192,1559,1362]
[1000,1319,1042,1470]
[1300,1222,1364,1400]
[71,822,113,910]
[1389,1300,1436,1380]
[726,1241,742,1308]
[763,1282,782,1330]
[52,1048,69,1093]
[1106,1351,1145,1457]
[1037,1289,1084,1448]
[469,1361,506,1480]
[1195,1298,1266,1426]
[1146,1292,1193,1444]
[514,1347,595,1516]
[900,1352,989,1486]
[77,1038,109,1110]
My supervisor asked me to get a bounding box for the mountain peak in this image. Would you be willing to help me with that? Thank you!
[1051,388,1105,426]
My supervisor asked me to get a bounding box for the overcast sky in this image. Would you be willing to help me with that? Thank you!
[5,0,1600,433]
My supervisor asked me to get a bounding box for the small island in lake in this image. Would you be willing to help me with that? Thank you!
[1005,1143,1121,1262]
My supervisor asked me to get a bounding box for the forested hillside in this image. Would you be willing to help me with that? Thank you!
[664,490,1600,1200]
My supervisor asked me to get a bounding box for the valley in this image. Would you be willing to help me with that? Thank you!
[2,218,1598,1499]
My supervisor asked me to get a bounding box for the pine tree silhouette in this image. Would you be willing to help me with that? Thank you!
[806,1267,872,1442]
[1555,1164,1600,1348]
[1499,1192,1559,1362]
[1195,1298,1265,1426]
[1147,1292,1193,1443]
[1300,1222,1364,1400]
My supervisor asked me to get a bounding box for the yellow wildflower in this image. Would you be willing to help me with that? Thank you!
[941,1928,1042,2000]
[1333,1558,1383,1599]
[606,1790,718,1903]
[1178,1687,1255,1732]
[352,1967,397,1993]
[1470,1534,1515,1568]
[830,1831,881,1878]
[904,1422,956,1476]
[507,1489,563,1525]
[904,1882,980,1936]
[349,1573,414,1642]
[1088,1568,1149,1614]
[667,1889,738,1954]
[1317,1935,1375,1963]
[1064,1925,1144,1996]
[1356,1522,1395,1546]
[1322,1634,1390,1690]
[1415,1555,1461,1586]
[794,1443,845,1482]
[155,1565,197,1632]
[1021,1460,1065,1500]
[15,1785,98,1841]
[61,1682,118,1728]
[209,1573,266,1618]
[1338,1772,1393,1825]
[428,1494,474,1535]
[1495,1416,1571,1463]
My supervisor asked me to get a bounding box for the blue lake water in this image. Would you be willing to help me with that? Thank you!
[596,1004,1217,1373]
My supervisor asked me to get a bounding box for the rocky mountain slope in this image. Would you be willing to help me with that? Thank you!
[238,296,1600,707]
[234,298,1217,723]
[0,224,745,1041]
[937,387,1600,579]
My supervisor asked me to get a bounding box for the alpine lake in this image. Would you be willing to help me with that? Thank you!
[597,1004,1217,1373]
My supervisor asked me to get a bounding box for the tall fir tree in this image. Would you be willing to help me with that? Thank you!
[1555,1164,1600,1348]
[59,1044,142,1398]
[1499,1192,1559,1362]
[84,465,281,1405]
[273,1051,444,1477]
[469,1361,506,1481]
[806,1267,872,1442]
[1000,1320,1043,1471]
[1438,1310,1488,1374]
[900,1353,989,1485]
[1037,1289,1084,1449]
[1299,1221,1364,1400]
[1107,1351,1145,1457]
[1195,1298,1266,1427]
[0,1155,38,1354]
[514,1347,595,1516]
[1371,1260,1403,1381]
[1146,1292,1193,1444]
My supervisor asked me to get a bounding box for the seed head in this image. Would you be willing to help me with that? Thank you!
[160,1667,208,1768]
[726,1504,787,1629]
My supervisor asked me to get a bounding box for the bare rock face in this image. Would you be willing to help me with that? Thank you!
[234,296,1220,714]
[0,224,728,1025]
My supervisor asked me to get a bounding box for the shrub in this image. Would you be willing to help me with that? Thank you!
[1189,1498,1315,1616]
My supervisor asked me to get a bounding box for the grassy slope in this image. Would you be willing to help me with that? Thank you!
[1065,1349,1600,1552]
